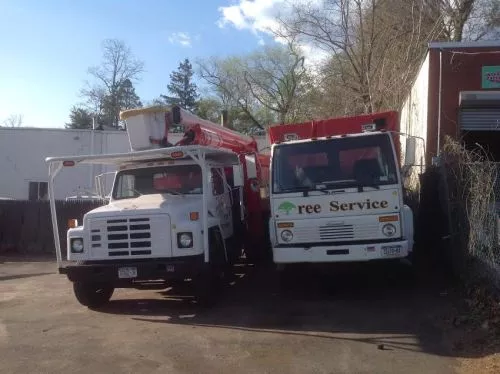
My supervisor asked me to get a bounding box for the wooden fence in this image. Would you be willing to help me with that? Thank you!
[0,200,106,254]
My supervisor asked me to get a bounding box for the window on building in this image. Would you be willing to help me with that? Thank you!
[29,182,48,201]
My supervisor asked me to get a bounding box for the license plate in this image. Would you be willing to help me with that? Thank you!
[118,267,138,279]
[382,246,401,257]
[166,265,175,272]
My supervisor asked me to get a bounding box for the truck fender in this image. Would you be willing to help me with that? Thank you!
[402,204,414,252]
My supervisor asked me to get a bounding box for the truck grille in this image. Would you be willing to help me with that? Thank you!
[319,224,354,240]
[90,217,153,256]
[291,222,382,243]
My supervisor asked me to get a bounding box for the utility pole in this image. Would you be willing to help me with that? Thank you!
[89,117,96,193]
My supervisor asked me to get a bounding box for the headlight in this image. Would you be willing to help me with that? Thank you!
[281,230,293,242]
[177,232,193,248]
[70,238,84,253]
[382,224,396,237]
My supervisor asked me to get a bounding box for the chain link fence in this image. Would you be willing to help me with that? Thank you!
[438,137,500,290]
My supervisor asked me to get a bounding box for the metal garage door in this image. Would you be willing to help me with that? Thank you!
[459,109,500,131]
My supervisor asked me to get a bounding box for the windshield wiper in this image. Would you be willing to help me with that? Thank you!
[356,182,380,192]
[160,189,183,195]
[280,186,329,197]
[123,188,143,197]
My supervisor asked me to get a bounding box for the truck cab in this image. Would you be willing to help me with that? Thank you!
[268,130,414,267]
[47,146,244,308]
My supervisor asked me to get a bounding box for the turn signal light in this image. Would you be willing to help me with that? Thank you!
[63,160,75,167]
[379,215,398,222]
[68,219,78,228]
[190,212,199,221]
[277,222,294,228]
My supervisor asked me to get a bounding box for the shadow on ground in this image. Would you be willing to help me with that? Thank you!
[96,259,487,360]
[0,272,53,281]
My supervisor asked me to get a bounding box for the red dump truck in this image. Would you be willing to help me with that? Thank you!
[265,111,418,279]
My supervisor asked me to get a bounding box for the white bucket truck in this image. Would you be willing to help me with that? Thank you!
[46,109,246,308]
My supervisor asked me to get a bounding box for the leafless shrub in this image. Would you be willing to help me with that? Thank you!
[442,136,499,272]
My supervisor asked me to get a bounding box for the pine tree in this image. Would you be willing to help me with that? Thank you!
[118,79,142,110]
[162,58,199,112]
[65,106,93,129]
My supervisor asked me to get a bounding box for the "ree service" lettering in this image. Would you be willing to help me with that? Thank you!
[297,199,389,214]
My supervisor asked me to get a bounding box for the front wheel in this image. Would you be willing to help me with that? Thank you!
[193,267,221,307]
[73,282,114,308]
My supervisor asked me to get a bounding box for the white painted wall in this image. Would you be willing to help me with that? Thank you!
[0,128,130,200]
[400,52,430,188]
[0,128,271,200]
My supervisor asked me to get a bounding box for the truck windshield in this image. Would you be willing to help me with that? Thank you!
[113,164,202,199]
[272,134,398,193]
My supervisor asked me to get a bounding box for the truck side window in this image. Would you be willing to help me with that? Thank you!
[117,174,135,198]
[211,168,224,196]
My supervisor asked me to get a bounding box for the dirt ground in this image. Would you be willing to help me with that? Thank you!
[0,256,496,374]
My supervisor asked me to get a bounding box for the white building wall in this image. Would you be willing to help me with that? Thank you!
[400,52,430,189]
[0,128,130,200]
[0,128,271,200]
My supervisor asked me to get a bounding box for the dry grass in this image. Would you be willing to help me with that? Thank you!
[440,137,500,371]
[442,136,500,273]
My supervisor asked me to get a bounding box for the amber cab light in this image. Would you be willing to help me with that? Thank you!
[379,215,398,222]
[277,222,294,228]
[170,151,184,159]
[68,219,78,228]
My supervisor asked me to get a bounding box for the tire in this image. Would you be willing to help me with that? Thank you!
[244,239,271,265]
[73,282,114,308]
[277,264,295,291]
[193,229,226,307]
[193,268,218,307]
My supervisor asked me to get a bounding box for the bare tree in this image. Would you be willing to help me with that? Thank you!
[243,42,307,123]
[81,39,144,128]
[198,42,310,129]
[274,0,446,114]
[198,56,265,129]
[275,0,386,114]
[2,114,23,127]
[422,0,500,41]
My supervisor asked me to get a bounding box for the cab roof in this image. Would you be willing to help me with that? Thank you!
[272,130,391,147]
[45,145,239,167]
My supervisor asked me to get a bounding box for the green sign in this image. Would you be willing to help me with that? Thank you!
[482,66,500,88]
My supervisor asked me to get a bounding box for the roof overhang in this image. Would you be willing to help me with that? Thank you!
[429,40,500,49]
[459,91,500,108]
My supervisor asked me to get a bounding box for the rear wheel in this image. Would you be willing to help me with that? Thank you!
[73,282,114,308]
[277,264,295,291]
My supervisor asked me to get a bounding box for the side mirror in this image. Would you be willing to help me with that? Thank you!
[404,137,417,166]
[245,154,257,179]
[233,165,244,187]
[260,186,269,199]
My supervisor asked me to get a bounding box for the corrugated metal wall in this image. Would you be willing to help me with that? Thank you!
[459,109,500,131]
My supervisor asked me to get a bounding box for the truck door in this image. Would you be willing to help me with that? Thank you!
[210,168,233,239]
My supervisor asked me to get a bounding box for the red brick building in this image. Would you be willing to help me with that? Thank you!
[400,41,500,166]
